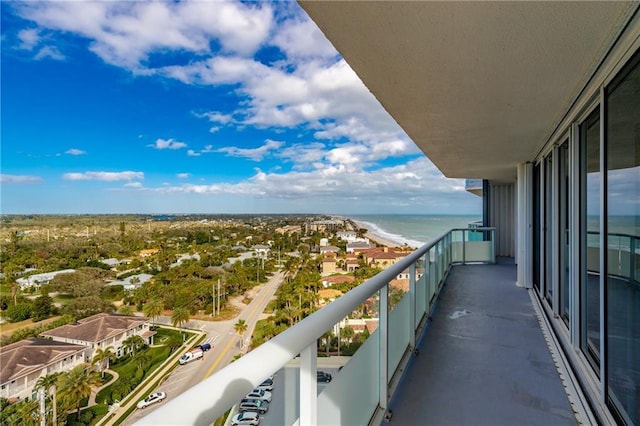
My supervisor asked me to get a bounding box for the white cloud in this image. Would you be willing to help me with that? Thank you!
[15,1,273,70]
[216,139,284,161]
[17,28,39,50]
[177,173,190,179]
[65,148,86,156]
[1,174,43,184]
[187,150,201,157]
[209,126,221,133]
[124,182,143,188]
[63,171,144,182]
[152,157,465,205]
[271,17,337,60]
[149,138,187,150]
[195,111,233,124]
[34,45,65,60]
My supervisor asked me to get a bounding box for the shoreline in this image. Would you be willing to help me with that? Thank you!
[349,219,402,248]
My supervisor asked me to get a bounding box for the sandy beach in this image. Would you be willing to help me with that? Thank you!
[350,219,401,248]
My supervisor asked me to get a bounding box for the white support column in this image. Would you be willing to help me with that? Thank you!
[379,285,388,412]
[299,344,317,426]
[517,162,533,288]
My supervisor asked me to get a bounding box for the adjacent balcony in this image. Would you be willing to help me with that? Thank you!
[136,227,579,426]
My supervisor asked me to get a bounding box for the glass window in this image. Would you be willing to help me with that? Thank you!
[559,141,570,325]
[545,154,554,306]
[580,107,601,369]
[606,49,639,425]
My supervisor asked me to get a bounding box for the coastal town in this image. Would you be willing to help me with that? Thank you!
[0,214,416,425]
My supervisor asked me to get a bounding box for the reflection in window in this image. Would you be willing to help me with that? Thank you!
[606,50,639,424]
[581,107,600,369]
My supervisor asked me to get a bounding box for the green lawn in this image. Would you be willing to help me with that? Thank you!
[95,327,186,405]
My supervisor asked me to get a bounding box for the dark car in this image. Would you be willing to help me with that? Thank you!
[239,398,270,414]
[317,371,332,383]
[197,343,212,352]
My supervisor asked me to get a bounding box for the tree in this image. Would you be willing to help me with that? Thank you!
[57,365,101,420]
[32,295,53,322]
[234,319,248,350]
[143,298,164,323]
[118,305,134,316]
[4,302,32,322]
[131,350,151,370]
[122,335,145,356]
[171,306,190,339]
[35,372,61,426]
[165,333,183,353]
[91,346,115,378]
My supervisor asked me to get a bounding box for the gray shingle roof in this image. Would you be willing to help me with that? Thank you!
[0,338,87,383]
[41,313,149,344]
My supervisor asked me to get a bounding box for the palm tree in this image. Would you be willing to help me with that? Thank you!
[165,333,183,353]
[143,298,164,323]
[122,335,146,355]
[171,306,190,340]
[234,319,248,350]
[35,372,61,425]
[131,350,151,370]
[58,365,101,420]
[91,346,115,378]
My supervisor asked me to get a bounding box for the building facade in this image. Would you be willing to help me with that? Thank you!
[298,2,639,423]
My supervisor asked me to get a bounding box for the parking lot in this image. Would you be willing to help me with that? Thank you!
[240,366,340,426]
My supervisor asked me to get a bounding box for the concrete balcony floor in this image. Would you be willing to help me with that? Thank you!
[388,258,577,425]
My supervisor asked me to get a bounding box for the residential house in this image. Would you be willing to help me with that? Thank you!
[322,254,338,275]
[41,313,155,360]
[319,245,340,255]
[321,275,355,288]
[0,338,88,400]
[16,269,76,290]
[346,241,375,253]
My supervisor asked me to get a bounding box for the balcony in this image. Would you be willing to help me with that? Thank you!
[136,228,582,425]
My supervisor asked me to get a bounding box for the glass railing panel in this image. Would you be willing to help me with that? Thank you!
[317,325,380,425]
[451,229,464,262]
[463,228,495,263]
[388,293,411,377]
[607,234,632,279]
[415,255,427,325]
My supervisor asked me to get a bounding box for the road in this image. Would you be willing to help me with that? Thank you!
[124,270,287,424]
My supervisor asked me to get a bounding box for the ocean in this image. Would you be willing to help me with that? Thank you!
[349,214,482,248]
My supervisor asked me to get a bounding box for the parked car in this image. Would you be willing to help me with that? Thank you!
[137,392,167,409]
[256,378,273,391]
[197,342,212,352]
[245,388,272,402]
[239,398,270,414]
[317,371,332,383]
[231,411,260,425]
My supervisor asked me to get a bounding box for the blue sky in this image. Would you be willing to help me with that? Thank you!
[1,1,481,215]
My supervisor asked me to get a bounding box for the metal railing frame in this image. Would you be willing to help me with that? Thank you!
[136,227,495,426]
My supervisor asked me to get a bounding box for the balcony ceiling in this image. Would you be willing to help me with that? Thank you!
[299,2,634,182]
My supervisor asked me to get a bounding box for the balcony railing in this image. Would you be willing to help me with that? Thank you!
[136,227,495,426]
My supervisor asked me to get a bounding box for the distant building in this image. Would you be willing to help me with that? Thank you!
[252,245,270,256]
[275,225,302,235]
[108,273,153,290]
[0,338,88,400]
[319,238,329,247]
[322,254,338,275]
[346,241,375,253]
[322,275,356,288]
[319,245,340,255]
[41,313,155,360]
[16,269,76,290]
[317,289,344,306]
[137,248,160,258]
[101,258,121,267]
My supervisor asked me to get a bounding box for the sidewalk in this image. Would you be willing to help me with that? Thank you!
[97,327,205,426]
